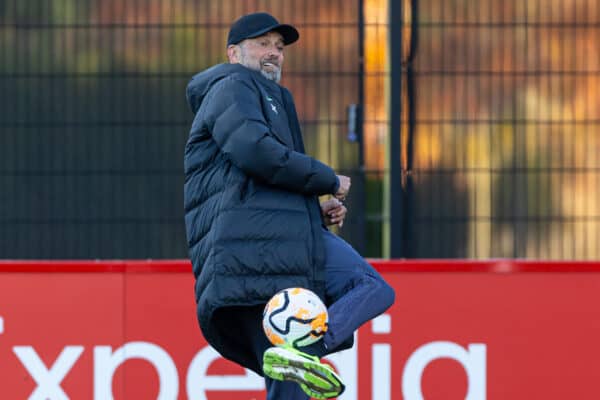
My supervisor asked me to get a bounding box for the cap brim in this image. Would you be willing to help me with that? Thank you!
[247,23,299,45]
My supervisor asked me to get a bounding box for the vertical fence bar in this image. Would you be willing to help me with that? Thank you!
[354,0,367,254]
[389,0,403,257]
[403,0,419,258]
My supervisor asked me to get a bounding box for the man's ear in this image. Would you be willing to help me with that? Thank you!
[227,45,239,63]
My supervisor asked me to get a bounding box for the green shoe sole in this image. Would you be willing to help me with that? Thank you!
[263,347,345,399]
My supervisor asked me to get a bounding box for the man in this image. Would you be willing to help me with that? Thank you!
[184,12,395,399]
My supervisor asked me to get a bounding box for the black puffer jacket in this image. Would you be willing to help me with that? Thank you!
[184,63,339,373]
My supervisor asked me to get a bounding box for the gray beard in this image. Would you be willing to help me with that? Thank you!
[259,68,281,83]
[238,48,281,83]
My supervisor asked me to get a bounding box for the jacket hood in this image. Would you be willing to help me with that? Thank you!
[186,63,264,114]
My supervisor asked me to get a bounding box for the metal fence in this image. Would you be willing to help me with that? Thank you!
[3,0,600,259]
[0,0,364,258]
[394,0,600,258]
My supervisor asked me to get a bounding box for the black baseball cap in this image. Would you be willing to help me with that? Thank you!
[227,12,299,46]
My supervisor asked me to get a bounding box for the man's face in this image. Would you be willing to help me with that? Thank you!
[230,31,285,82]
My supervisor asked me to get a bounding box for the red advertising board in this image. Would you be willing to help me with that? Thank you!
[1,260,600,399]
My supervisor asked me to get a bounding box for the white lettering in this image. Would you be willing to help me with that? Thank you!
[94,342,178,400]
[324,339,358,400]
[372,344,391,400]
[372,314,392,400]
[372,314,391,334]
[7,335,488,400]
[186,346,264,400]
[402,341,487,400]
[185,344,359,400]
[13,345,83,400]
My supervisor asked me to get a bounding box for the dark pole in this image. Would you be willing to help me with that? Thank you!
[355,0,367,254]
[404,0,419,258]
[389,0,404,258]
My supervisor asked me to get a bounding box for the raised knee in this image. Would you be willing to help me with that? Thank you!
[364,275,395,309]
[379,281,395,309]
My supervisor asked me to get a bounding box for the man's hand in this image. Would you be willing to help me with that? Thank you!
[321,198,347,228]
[335,175,351,200]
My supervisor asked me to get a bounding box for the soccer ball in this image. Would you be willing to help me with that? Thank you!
[263,287,329,348]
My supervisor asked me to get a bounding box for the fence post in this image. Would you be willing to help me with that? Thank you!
[388,0,404,258]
